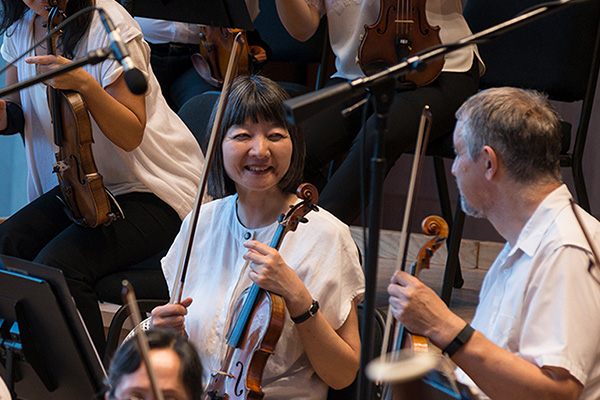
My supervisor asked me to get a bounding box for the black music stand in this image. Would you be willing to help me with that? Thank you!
[121,0,254,30]
[0,255,106,400]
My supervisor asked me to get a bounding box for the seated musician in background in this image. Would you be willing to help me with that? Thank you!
[105,329,203,400]
[0,0,203,356]
[388,87,600,400]
[134,0,259,111]
[275,0,483,225]
[151,75,365,399]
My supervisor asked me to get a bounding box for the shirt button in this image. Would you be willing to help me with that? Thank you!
[244,232,251,240]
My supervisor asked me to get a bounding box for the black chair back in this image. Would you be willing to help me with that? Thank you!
[464,0,600,211]
[465,0,600,101]
[254,0,331,93]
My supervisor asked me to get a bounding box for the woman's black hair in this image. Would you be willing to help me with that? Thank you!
[206,74,306,199]
[0,0,95,59]
[105,329,203,400]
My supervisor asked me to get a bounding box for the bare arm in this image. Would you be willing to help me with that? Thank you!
[453,331,582,400]
[388,271,583,400]
[274,0,322,42]
[25,55,146,151]
[244,240,361,389]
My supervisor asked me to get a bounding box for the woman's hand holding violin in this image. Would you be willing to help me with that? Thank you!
[243,239,313,318]
[150,297,193,338]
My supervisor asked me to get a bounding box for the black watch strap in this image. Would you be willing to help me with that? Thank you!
[291,300,319,324]
[443,323,475,358]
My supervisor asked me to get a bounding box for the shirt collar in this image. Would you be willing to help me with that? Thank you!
[510,184,572,258]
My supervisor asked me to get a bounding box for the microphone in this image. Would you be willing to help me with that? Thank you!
[98,10,147,95]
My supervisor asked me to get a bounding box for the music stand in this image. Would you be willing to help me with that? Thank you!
[123,0,254,30]
[0,255,106,400]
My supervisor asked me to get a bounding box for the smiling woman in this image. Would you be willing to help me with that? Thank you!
[222,119,293,211]
[150,75,365,399]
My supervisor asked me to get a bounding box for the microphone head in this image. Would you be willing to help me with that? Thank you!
[124,68,147,95]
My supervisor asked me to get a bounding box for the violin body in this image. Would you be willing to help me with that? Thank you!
[46,5,115,228]
[205,287,285,400]
[358,0,445,87]
[50,88,113,227]
[194,27,267,88]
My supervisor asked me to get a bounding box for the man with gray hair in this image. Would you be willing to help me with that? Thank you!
[388,87,600,400]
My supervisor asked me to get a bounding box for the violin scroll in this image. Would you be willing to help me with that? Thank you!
[413,215,449,278]
[279,183,319,238]
[296,182,319,204]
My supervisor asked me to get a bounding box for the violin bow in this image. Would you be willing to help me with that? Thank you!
[121,280,165,400]
[170,32,246,304]
[380,105,432,359]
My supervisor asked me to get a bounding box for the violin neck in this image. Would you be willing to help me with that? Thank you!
[226,283,262,348]
[226,222,287,347]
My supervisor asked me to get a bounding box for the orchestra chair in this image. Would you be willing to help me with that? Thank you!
[424,136,467,305]
[253,0,332,94]
[430,0,600,304]
[103,298,165,366]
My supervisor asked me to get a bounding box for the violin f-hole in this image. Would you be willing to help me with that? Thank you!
[233,360,245,397]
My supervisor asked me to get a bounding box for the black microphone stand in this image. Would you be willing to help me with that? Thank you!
[0,47,112,98]
[282,1,591,399]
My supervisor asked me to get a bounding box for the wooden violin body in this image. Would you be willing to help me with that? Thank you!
[46,5,114,227]
[50,88,113,227]
[206,288,286,400]
[358,0,444,87]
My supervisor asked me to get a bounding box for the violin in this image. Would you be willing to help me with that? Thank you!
[192,27,267,88]
[205,183,319,400]
[46,3,117,228]
[358,0,445,87]
[399,216,448,351]
[376,216,448,399]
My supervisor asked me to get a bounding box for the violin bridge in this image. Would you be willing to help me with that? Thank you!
[211,369,235,379]
[395,19,414,24]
